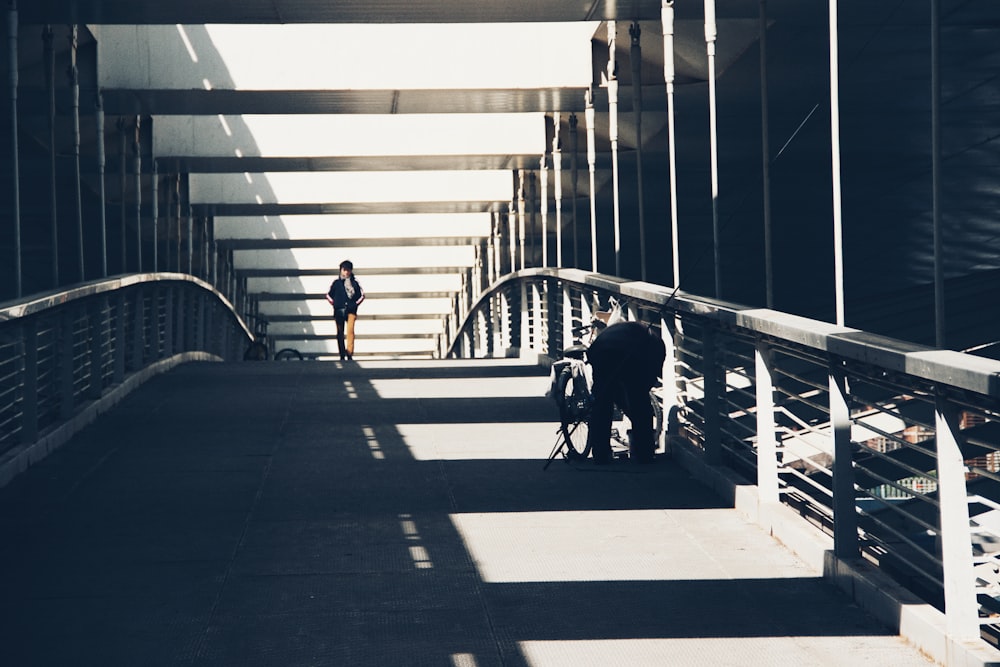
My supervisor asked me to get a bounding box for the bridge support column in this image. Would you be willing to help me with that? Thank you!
[553,113,563,268]
[607,22,622,277]
[539,155,548,267]
[829,362,859,558]
[44,25,59,286]
[569,114,580,268]
[134,118,142,271]
[704,0,721,297]
[585,88,598,272]
[69,25,85,281]
[935,394,979,641]
[662,0,681,288]
[630,21,647,282]
[7,2,21,297]
[96,95,108,277]
[754,340,780,504]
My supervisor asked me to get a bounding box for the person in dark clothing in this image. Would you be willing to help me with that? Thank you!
[585,321,666,464]
[325,260,365,361]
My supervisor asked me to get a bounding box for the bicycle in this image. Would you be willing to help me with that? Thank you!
[274,347,304,361]
[543,311,665,470]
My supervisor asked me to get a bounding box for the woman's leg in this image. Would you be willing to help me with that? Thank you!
[345,312,357,358]
[335,311,347,360]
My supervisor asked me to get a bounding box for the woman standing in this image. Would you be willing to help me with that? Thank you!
[326,260,365,361]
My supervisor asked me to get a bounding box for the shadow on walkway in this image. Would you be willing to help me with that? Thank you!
[0,359,933,666]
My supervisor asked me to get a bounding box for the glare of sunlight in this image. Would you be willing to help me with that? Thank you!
[204,23,597,90]
[215,213,492,240]
[238,114,546,157]
[372,377,549,400]
[449,510,806,583]
[396,423,556,461]
[518,637,920,667]
[232,246,476,271]
[175,24,199,62]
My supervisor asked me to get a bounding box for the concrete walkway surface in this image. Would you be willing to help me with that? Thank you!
[0,359,935,666]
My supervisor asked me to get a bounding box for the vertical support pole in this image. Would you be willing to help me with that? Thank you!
[931,0,944,347]
[527,172,536,268]
[705,0,722,298]
[569,113,580,268]
[540,156,548,268]
[519,281,530,352]
[118,117,127,272]
[175,174,182,272]
[187,202,193,275]
[662,1,681,288]
[829,361,859,558]
[531,281,543,352]
[760,0,774,308]
[553,112,563,268]
[21,318,38,443]
[7,2,21,297]
[607,22,622,277]
[829,0,846,326]
[69,25,85,281]
[702,325,722,464]
[134,117,142,272]
[507,204,516,274]
[44,25,59,287]
[96,94,108,277]
[151,160,158,272]
[517,170,526,271]
[935,393,979,641]
[585,88,598,272]
[630,21,648,282]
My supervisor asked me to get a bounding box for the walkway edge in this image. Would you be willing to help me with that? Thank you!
[670,437,1000,667]
[0,352,221,490]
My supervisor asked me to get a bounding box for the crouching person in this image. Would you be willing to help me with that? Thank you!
[585,321,666,464]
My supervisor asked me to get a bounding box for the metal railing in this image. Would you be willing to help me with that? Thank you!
[0,273,253,484]
[442,267,1000,660]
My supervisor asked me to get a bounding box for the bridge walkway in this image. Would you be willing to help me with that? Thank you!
[0,359,934,666]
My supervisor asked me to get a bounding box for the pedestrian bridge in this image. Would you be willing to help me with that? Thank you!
[3,271,1000,666]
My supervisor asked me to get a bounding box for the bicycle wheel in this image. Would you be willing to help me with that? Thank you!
[561,419,591,459]
[274,347,304,361]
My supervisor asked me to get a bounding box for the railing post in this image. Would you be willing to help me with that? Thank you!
[131,287,144,370]
[702,324,722,464]
[163,289,174,358]
[561,283,574,352]
[830,361,859,558]
[58,308,75,419]
[531,281,543,353]
[754,339,780,504]
[87,299,104,400]
[660,312,679,448]
[935,392,979,641]
[21,318,38,444]
[113,292,125,383]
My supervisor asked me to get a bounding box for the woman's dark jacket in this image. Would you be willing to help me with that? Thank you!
[326,276,365,314]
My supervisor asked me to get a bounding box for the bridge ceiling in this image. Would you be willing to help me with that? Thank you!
[7,1,1000,357]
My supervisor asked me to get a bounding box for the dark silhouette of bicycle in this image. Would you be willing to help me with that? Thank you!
[544,316,664,470]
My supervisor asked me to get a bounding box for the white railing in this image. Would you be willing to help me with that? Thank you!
[442,267,1000,662]
[0,273,253,486]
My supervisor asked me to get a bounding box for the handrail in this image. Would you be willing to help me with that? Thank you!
[443,268,1000,663]
[0,273,254,486]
